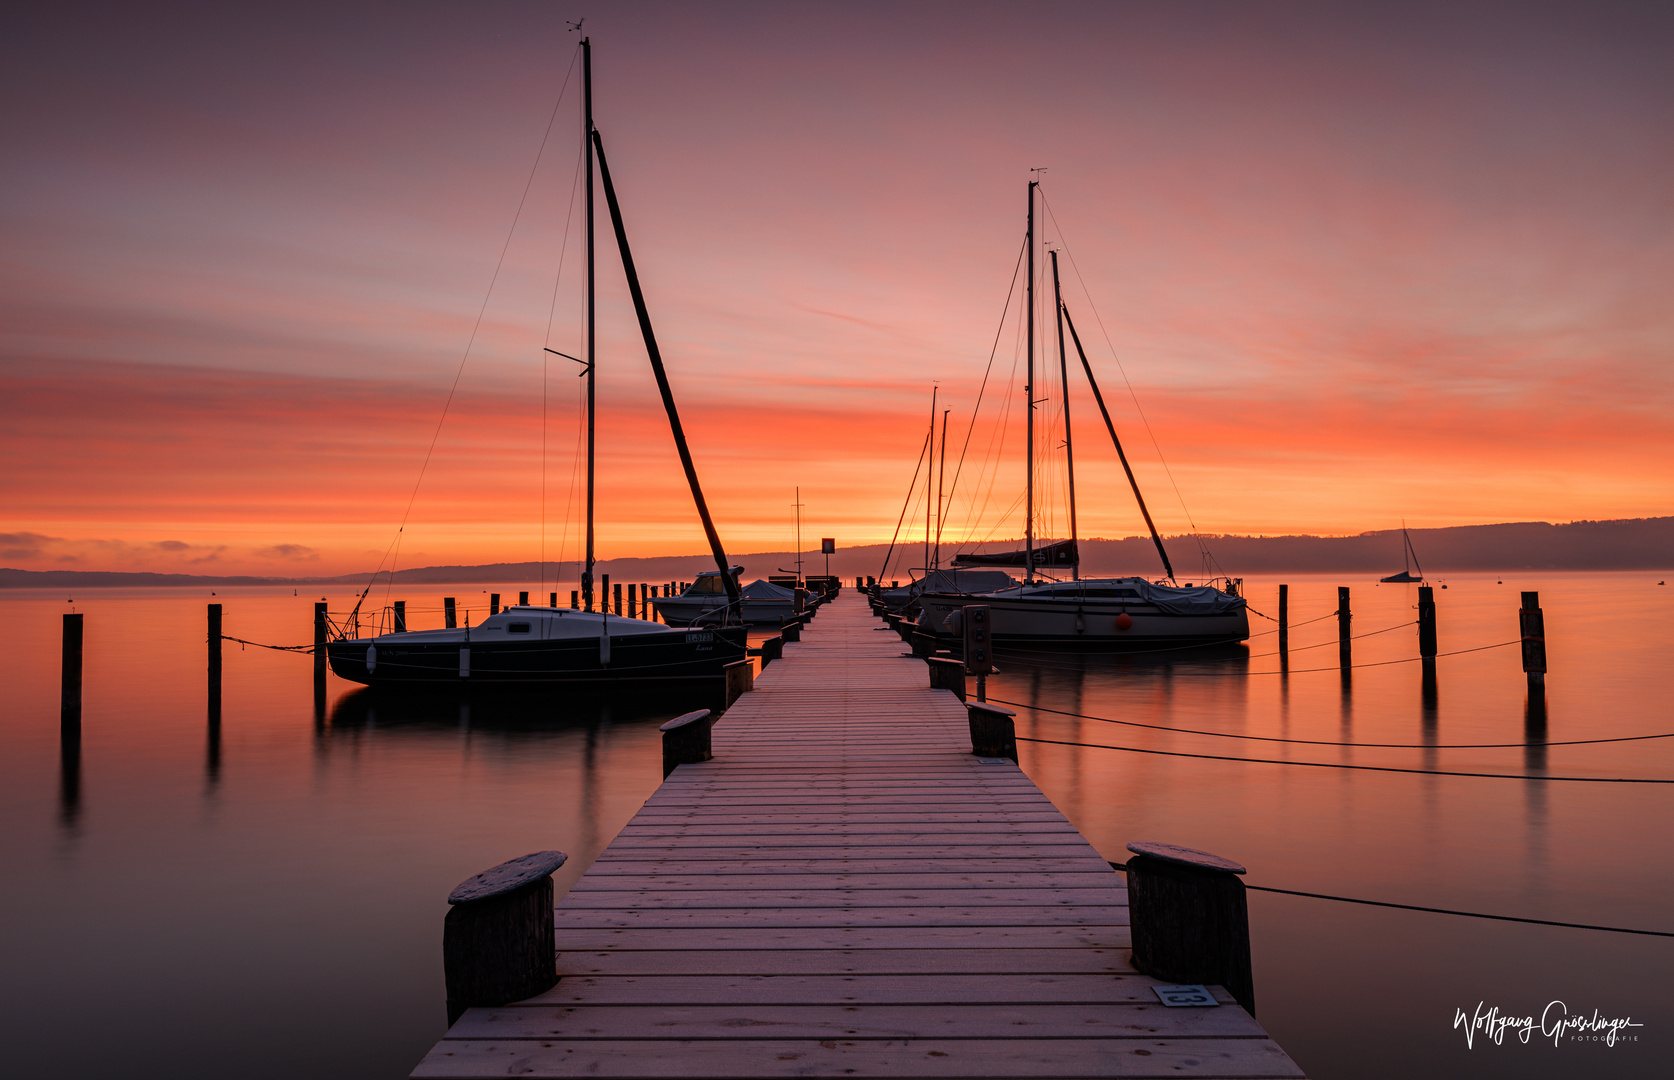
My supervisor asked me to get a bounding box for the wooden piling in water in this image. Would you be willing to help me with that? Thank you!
[442,851,566,1026]
[601,575,611,610]
[1418,585,1437,658]
[627,583,637,619]
[393,600,407,633]
[444,597,457,629]
[570,591,579,610]
[659,709,714,778]
[549,592,557,609]
[314,602,328,682]
[207,604,222,697]
[490,594,500,616]
[1337,586,1351,667]
[519,591,529,607]
[62,612,83,722]
[1520,591,1547,685]
[1124,841,1255,1016]
[1277,584,1288,653]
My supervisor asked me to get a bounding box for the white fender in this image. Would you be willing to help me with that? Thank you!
[365,644,377,673]
[458,646,470,678]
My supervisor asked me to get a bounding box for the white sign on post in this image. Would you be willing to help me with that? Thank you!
[1152,985,1219,1007]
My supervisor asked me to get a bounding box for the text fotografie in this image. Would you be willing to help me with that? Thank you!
[1454,1000,1643,1049]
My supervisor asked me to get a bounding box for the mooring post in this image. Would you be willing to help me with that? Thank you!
[1520,591,1547,686]
[1277,584,1288,653]
[442,850,567,1026]
[207,603,222,699]
[758,635,783,667]
[909,629,937,659]
[660,709,714,777]
[313,600,328,679]
[613,583,622,616]
[443,597,457,629]
[722,659,753,710]
[1417,585,1437,658]
[627,583,637,619]
[518,591,528,607]
[966,701,1017,760]
[794,588,807,615]
[781,618,801,643]
[601,575,611,610]
[393,600,407,633]
[1336,586,1351,667]
[1123,841,1255,1016]
[490,594,500,616]
[549,592,557,609]
[62,612,83,723]
[927,656,967,701]
[570,591,579,610]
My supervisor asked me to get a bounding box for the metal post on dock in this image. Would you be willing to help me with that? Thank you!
[444,597,457,629]
[1276,585,1288,654]
[1124,841,1255,1016]
[393,600,406,633]
[490,594,500,616]
[442,851,567,1025]
[1520,591,1547,686]
[1336,587,1351,667]
[660,709,714,777]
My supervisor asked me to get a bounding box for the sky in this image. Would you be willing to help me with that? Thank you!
[3,1,1671,576]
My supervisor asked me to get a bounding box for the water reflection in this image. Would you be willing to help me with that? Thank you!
[58,717,80,832]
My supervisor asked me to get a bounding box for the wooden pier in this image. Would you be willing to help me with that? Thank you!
[413,596,1305,1078]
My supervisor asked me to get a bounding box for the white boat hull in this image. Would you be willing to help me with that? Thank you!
[917,592,1249,645]
[653,596,795,627]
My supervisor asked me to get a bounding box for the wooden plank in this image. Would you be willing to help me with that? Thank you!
[549,925,1131,952]
[533,973,1204,1003]
[551,953,1144,977]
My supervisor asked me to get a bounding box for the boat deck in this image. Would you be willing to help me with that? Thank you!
[412,594,1305,1078]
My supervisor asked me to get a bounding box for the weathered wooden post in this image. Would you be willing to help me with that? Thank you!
[627,583,637,619]
[444,597,457,629]
[601,575,611,610]
[1336,586,1351,668]
[393,600,407,633]
[966,701,1017,760]
[909,628,937,659]
[207,603,222,699]
[660,709,714,777]
[518,591,529,607]
[549,592,557,608]
[313,600,328,680]
[722,658,753,710]
[1520,591,1546,686]
[793,588,807,615]
[1417,585,1437,658]
[442,850,567,1025]
[1124,841,1254,1016]
[570,591,579,610]
[758,635,783,667]
[781,618,801,643]
[927,656,966,701]
[490,594,500,616]
[62,612,83,723]
[613,583,622,616]
[1276,584,1288,653]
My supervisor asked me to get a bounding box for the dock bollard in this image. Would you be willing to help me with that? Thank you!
[442,850,567,1025]
[909,629,937,659]
[781,619,801,643]
[966,701,1017,761]
[1124,841,1255,1016]
[723,659,753,710]
[759,635,783,667]
[661,709,715,777]
[927,656,966,701]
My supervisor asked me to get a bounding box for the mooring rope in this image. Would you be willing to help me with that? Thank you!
[991,699,1674,750]
[1106,863,1673,937]
[1012,734,1674,783]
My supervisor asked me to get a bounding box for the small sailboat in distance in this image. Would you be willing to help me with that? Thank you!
[1380,522,1425,583]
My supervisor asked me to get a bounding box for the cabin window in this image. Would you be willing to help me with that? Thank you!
[688,577,726,595]
[507,622,532,634]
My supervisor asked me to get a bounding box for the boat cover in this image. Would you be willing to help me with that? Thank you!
[1139,581,1247,615]
[912,569,1019,595]
[739,579,795,599]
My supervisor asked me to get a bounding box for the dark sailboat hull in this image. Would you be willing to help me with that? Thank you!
[326,627,747,686]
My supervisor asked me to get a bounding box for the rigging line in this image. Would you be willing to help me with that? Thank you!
[540,124,588,598]
[380,44,581,591]
[994,637,1521,676]
[990,617,1408,667]
[961,293,1029,546]
[1013,736,1674,783]
[1104,866,1674,938]
[1039,190,1203,541]
[942,232,1027,537]
[877,430,932,582]
[996,699,1674,750]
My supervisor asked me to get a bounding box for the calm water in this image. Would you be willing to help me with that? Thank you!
[1,574,1668,1078]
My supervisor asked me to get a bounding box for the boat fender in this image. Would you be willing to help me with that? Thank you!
[1075,610,1085,634]
[458,646,470,678]
[1116,613,1133,631]
[944,609,964,636]
[365,644,377,673]
[599,622,611,666]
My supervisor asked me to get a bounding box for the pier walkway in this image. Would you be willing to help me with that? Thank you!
[413,595,1305,1078]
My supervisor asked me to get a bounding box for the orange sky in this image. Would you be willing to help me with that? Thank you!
[3,2,1671,576]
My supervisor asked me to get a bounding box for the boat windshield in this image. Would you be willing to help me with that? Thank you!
[687,576,728,595]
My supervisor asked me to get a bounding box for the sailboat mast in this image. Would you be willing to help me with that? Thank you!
[924,387,936,574]
[581,36,597,613]
[1050,250,1077,581]
[1025,180,1037,582]
[934,408,949,570]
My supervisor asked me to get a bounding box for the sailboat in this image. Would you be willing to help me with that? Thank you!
[916,180,1248,645]
[1380,523,1425,583]
[327,37,746,685]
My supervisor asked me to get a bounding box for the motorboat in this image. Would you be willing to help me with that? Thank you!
[654,568,799,626]
[918,577,1248,645]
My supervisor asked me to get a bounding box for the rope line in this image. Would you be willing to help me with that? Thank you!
[994,698,1674,750]
[1107,864,1673,937]
[1014,735,1674,783]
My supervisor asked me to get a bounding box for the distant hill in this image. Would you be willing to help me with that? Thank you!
[2,516,1669,588]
